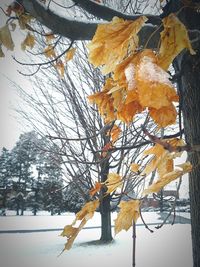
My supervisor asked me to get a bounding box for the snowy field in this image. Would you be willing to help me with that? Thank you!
[0,212,192,267]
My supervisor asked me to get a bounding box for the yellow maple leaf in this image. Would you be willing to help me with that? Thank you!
[60,200,99,252]
[88,16,147,74]
[44,45,56,58]
[0,24,14,51]
[61,219,86,251]
[142,143,168,176]
[74,199,100,222]
[130,163,140,173]
[65,47,76,61]
[21,33,35,51]
[105,173,123,194]
[158,13,196,70]
[88,78,116,122]
[142,161,192,196]
[115,200,140,234]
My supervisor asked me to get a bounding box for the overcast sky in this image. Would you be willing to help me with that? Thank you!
[0,0,29,150]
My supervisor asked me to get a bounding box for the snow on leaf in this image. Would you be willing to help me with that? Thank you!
[0,24,14,51]
[158,13,196,70]
[89,182,102,196]
[136,53,179,110]
[115,200,140,234]
[105,173,123,194]
[88,16,147,74]
[21,33,35,51]
[65,47,76,62]
[125,63,135,90]
[142,161,192,196]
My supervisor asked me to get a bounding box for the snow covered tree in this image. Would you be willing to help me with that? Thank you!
[9,131,38,215]
[0,148,12,215]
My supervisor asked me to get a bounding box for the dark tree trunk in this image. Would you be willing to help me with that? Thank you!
[100,156,113,242]
[100,194,112,242]
[178,45,200,267]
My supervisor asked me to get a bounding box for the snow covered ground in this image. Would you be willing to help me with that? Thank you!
[0,212,192,267]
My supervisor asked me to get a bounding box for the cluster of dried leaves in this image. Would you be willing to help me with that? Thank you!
[61,14,195,252]
[0,3,76,76]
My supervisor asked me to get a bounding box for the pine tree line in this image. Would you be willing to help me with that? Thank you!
[0,131,85,216]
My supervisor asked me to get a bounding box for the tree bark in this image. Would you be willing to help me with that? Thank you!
[179,45,200,267]
[100,156,113,242]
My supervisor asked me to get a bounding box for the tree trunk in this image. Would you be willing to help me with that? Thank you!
[100,194,113,242]
[100,156,113,242]
[179,46,200,267]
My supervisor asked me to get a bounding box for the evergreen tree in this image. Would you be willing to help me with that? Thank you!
[0,148,12,215]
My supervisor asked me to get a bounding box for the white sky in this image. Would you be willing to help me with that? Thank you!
[0,0,31,150]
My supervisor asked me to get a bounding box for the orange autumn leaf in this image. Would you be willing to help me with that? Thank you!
[21,32,35,51]
[117,100,143,124]
[89,182,102,196]
[142,162,192,196]
[65,47,76,62]
[130,163,140,173]
[158,13,196,70]
[44,45,56,58]
[88,16,147,74]
[115,200,140,234]
[109,125,122,143]
[149,104,177,127]
[88,78,116,122]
